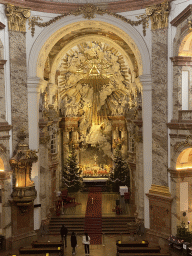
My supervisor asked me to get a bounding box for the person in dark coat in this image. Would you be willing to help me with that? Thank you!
[71,232,77,254]
[60,224,68,247]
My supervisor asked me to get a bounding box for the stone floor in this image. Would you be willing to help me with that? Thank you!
[0,192,137,255]
[62,192,133,216]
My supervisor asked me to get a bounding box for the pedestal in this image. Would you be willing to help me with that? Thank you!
[146,185,173,252]
[11,201,37,249]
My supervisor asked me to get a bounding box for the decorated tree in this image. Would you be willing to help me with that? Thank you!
[107,146,130,192]
[62,146,82,192]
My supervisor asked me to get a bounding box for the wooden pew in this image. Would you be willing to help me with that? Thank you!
[31,241,62,248]
[117,254,170,256]
[117,246,161,254]
[116,241,149,247]
[19,247,62,254]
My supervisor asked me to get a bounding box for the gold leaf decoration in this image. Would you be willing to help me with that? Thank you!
[5,4,30,32]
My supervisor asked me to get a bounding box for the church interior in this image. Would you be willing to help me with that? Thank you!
[1,0,192,255]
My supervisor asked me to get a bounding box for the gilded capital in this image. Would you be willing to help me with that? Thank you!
[5,4,30,32]
[146,1,170,30]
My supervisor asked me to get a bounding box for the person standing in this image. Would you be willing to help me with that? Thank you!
[71,232,77,254]
[60,224,68,248]
[82,232,90,255]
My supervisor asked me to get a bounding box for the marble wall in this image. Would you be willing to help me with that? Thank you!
[152,29,168,186]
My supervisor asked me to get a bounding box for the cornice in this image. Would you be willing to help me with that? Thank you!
[146,193,173,202]
[1,0,171,14]
[168,168,192,178]
[148,184,172,198]
[171,4,192,27]
[167,122,192,130]
[170,56,192,66]
[0,122,12,132]
[0,60,7,69]
[0,22,5,30]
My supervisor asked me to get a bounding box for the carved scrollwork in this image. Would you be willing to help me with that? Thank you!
[28,4,150,37]
[28,1,170,37]
[174,135,192,152]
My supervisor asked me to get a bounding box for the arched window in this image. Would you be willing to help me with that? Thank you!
[176,148,192,170]
[179,32,192,111]
[0,157,4,172]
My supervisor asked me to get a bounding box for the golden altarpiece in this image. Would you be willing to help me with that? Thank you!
[46,41,143,181]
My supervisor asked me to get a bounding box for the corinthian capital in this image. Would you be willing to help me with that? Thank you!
[5,4,30,32]
[146,1,170,30]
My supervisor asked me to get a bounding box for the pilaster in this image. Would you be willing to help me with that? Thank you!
[6,4,30,151]
[146,184,173,252]
[140,73,152,229]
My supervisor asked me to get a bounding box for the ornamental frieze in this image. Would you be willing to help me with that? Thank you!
[28,1,170,37]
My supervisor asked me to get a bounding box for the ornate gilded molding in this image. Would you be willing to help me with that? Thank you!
[28,2,169,37]
[148,184,172,198]
[5,4,30,32]
[145,0,170,30]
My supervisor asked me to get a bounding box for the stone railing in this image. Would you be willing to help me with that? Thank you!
[178,110,192,122]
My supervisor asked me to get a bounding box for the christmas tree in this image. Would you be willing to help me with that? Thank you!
[62,145,82,192]
[107,146,130,192]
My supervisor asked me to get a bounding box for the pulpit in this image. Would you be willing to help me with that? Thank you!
[9,130,38,248]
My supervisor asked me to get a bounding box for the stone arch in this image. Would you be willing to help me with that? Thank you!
[171,145,192,170]
[176,147,192,170]
[28,15,151,80]
[0,145,10,172]
[50,34,135,84]
[179,32,192,56]
[27,14,152,228]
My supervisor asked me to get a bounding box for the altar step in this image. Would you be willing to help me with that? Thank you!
[102,216,136,234]
[49,217,85,235]
[49,216,136,235]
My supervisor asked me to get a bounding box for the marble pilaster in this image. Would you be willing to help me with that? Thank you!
[135,141,144,220]
[152,29,168,186]
[9,31,28,150]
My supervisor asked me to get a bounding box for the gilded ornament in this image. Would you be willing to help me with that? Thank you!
[145,1,170,30]
[28,4,149,37]
[5,4,30,32]
[188,20,192,31]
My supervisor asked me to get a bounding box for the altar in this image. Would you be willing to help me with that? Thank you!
[83,177,108,188]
